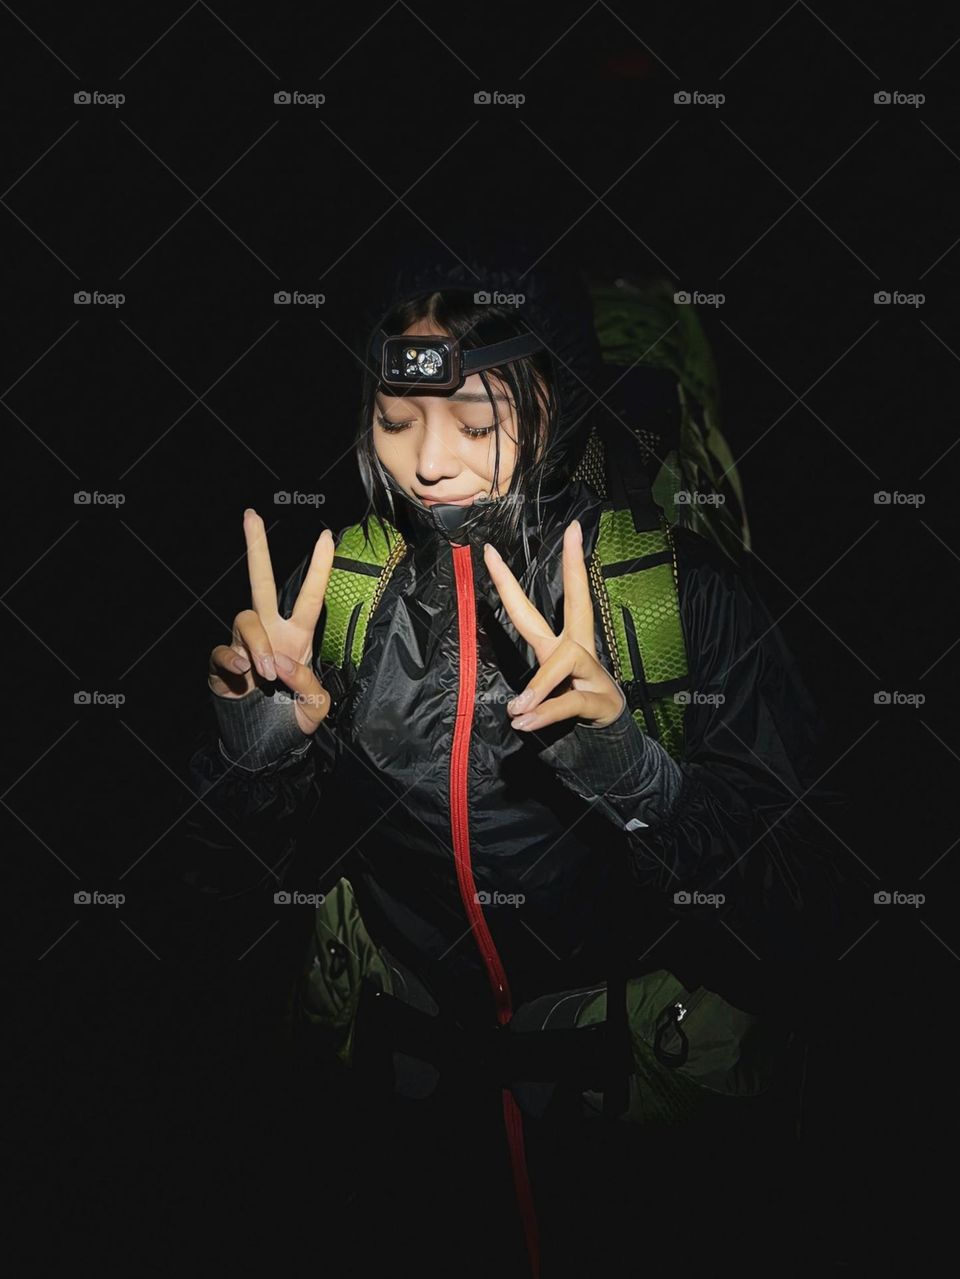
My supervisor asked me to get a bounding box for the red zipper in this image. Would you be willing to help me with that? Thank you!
[449,541,541,1279]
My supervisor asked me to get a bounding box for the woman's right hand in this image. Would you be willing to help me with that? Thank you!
[208,508,336,736]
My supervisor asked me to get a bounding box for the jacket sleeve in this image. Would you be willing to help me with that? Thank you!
[180,546,337,904]
[539,527,862,963]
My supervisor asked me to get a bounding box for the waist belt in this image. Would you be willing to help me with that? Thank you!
[355,973,632,1095]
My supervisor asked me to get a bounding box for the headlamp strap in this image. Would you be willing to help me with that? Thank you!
[460,332,546,373]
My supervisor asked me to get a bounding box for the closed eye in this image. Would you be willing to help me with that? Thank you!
[376,413,495,440]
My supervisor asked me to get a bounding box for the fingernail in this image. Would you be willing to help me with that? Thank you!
[244,507,256,517]
[231,655,250,674]
[261,654,276,680]
[484,543,499,559]
[512,714,535,730]
[571,519,582,542]
[509,690,532,712]
[274,653,294,675]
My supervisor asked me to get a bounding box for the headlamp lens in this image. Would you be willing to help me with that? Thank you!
[416,348,443,377]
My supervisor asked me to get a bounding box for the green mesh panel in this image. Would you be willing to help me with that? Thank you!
[596,507,669,566]
[595,508,689,761]
[320,519,399,670]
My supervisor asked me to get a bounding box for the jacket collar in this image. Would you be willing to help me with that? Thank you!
[386,477,602,580]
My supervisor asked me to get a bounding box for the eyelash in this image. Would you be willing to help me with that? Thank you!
[376,414,495,440]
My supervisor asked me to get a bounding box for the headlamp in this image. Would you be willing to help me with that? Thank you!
[372,331,546,393]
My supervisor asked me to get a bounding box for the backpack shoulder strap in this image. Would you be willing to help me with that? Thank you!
[319,517,406,695]
[589,504,691,761]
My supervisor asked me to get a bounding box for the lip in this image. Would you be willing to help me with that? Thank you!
[415,493,480,506]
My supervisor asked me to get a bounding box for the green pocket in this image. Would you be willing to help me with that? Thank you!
[295,876,394,1068]
[576,969,794,1121]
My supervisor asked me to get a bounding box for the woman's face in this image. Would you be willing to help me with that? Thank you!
[373,323,524,509]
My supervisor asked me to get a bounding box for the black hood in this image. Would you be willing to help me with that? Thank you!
[353,225,603,546]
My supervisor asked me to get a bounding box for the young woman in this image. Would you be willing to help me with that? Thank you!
[190,249,848,1277]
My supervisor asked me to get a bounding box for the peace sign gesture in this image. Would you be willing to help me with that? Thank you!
[483,519,626,733]
[207,509,336,736]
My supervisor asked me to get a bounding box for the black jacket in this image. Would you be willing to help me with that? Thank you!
[185,476,858,1028]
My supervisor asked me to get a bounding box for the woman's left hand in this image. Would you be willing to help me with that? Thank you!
[483,519,627,732]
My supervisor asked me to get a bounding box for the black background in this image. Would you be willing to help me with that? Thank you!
[6,2,958,1271]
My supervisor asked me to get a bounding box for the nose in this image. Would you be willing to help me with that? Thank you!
[415,422,462,484]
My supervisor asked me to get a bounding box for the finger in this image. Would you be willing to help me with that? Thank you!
[209,643,252,679]
[233,608,277,681]
[290,528,336,634]
[273,652,329,732]
[506,636,589,717]
[511,687,616,732]
[561,520,596,652]
[482,542,557,660]
[243,508,280,621]
[207,643,255,698]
